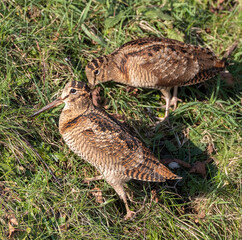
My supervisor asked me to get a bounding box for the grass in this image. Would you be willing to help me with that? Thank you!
[0,0,241,239]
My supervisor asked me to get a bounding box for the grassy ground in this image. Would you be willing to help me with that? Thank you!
[0,0,241,239]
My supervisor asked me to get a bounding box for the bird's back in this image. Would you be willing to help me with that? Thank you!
[109,37,225,88]
[59,105,180,183]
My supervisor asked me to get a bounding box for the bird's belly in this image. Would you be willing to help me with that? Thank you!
[62,131,128,180]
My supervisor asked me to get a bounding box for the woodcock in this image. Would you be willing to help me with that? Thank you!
[32,81,181,219]
[85,37,226,118]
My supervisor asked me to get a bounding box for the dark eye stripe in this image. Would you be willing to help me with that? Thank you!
[97,57,104,64]
[87,63,95,70]
[92,59,99,68]
[63,94,69,100]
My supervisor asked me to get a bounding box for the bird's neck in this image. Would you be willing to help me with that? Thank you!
[59,101,94,135]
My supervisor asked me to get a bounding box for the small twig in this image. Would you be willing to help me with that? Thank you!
[135,195,147,215]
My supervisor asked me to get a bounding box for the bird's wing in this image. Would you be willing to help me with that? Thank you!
[124,42,201,87]
[75,110,178,181]
[79,111,140,161]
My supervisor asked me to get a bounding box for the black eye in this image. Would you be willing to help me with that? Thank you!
[94,69,100,75]
[70,89,77,94]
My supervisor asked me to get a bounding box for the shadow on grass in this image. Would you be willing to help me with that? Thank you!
[113,119,219,215]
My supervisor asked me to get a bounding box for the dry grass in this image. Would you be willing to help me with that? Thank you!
[0,0,241,239]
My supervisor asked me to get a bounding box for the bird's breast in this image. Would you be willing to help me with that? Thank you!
[62,128,127,179]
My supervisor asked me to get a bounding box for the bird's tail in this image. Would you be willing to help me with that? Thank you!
[124,148,182,182]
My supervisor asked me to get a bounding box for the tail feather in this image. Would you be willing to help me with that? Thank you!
[124,148,182,182]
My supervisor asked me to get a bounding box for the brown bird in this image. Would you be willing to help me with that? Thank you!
[32,81,181,219]
[85,37,226,118]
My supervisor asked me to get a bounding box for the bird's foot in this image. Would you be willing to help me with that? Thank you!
[155,109,171,124]
[160,96,182,111]
[155,116,169,123]
[123,195,147,221]
[124,210,136,221]
[169,96,182,111]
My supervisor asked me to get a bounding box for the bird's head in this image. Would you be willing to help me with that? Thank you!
[85,56,112,87]
[31,81,91,117]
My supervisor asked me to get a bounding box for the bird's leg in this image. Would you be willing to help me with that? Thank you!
[160,88,172,118]
[110,183,135,220]
[170,86,182,110]
[83,175,104,184]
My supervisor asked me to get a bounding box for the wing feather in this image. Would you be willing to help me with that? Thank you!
[67,110,179,181]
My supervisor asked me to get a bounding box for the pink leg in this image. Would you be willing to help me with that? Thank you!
[110,183,135,220]
[161,88,171,118]
[170,86,182,110]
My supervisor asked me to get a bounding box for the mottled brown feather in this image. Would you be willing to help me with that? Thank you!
[85,37,226,119]
[85,37,225,89]
[60,107,177,182]
[34,81,181,219]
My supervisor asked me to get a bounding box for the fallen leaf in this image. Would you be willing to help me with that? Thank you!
[198,210,206,219]
[8,222,16,238]
[27,6,41,20]
[52,32,59,41]
[151,189,159,203]
[194,210,206,224]
[8,215,21,238]
[189,161,206,178]
[205,27,211,33]
[207,143,214,154]
[126,86,139,96]
[220,71,234,85]
[189,159,213,178]
[9,216,18,226]
[91,187,103,204]
[194,218,199,224]
[60,223,70,231]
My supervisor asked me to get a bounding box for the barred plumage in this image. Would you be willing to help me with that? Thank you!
[85,37,226,118]
[32,81,181,219]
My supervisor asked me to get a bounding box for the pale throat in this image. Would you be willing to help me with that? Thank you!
[60,99,92,120]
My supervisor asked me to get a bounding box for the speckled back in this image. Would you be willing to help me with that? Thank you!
[85,37,225,88]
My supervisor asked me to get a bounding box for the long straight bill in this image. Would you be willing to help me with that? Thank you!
[31,98,63,117]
